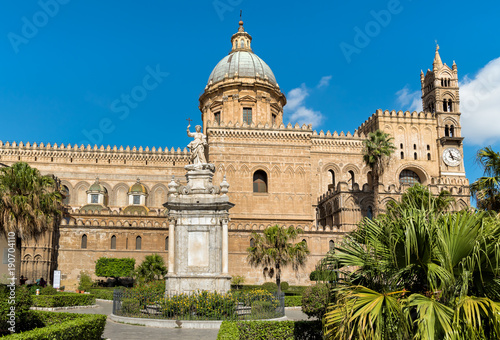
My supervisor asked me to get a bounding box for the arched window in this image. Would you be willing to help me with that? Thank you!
[367,171,373,188]
[367,206,373,219]
[414,152,417,160]
[443,100,448,112]
[400,143,403,149]
[427,153,431,160]
[450,125,454,137]
[253,170,268,193]
[62,185,70,205]
[445,125,449,137]
[240,40,244,48]
[329,170,335,188]
[250,238,255,248]
[348,171,355,188]
[111,235,116,250]
[399,170,421,186]
[81,234,87,249]
[427,145,430,150]
[165,237,169,251]
[329,240,335,251]
[413,144,417,150]
[302,239,307,246]
[401,151,404,159]
[448,99,452,112]
[136,236,142,250]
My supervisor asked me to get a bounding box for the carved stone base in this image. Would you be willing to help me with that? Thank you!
[165,274,231,294]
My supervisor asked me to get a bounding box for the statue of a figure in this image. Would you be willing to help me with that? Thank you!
[187,124,208,165]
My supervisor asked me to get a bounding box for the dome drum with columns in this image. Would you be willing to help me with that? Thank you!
[200,21,286,132]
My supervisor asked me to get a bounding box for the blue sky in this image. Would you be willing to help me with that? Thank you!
[1,0,499,197]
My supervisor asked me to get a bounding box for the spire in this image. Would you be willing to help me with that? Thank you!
[433,43,442,69]
[230,18,252,53]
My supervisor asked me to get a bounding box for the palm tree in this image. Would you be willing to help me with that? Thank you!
[247,225,309,294]
[0,162,63,257]
[324,185,500,339]
[470,146,500,213]
[362,129,396,217]
[133,253,167,283]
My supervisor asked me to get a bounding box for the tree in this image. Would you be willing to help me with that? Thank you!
[324,185,500,339]
[95,257,135,284]
[362,129,396,217]
[133,254,167,283]
[247,225,309,294]
[0,162,63,266]
[470,146,500,213]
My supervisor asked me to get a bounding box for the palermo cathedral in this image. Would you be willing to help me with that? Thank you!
[0,21,470,289]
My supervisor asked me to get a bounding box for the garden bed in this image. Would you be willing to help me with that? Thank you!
[32,293,96,308]
[217,320,322,340]
[1,311,106,340]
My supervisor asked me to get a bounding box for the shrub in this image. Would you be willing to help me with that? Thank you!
[89,289,113,300]
[217,321,240,340]
[95,257,135,279]
[0,285,32,335]
[280,281,289,291]
[40,285,57,296]
[261,282,278,292]
[32,293,95,308]
[125,280,165,306]
[301,283,330,319]
[121,298,141,315]
[2,311,106,340]
[78,271,92,292]
[27,285,43,295]
[309,270,336,282]
[227,320,322,340]
[284,295,302,307]
[231,275,245,287]
[251,300,275,319]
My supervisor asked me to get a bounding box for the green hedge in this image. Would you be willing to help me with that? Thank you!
[284,296,302,307]
[89,289,114,300]
[0,285,32,335]
[95,257,135,278]
[32,293,95,308]
[217,321,322,340]
[2,311,106,339]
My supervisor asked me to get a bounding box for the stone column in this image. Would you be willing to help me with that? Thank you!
[222,217,229,274]
[168,216,176,274]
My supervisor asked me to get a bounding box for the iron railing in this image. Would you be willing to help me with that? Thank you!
[112,289,284,321]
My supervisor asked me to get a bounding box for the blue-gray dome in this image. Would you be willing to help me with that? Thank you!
[207,51,277,87]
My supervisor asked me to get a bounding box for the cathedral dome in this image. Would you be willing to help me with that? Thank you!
[208,51,277,86]
[207,20,277,87]
[128,180,148,194]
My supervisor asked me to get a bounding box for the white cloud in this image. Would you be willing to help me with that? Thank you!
[395,85,423,112]
[460,57,500,145]
[285,80,325,127]
[317,75,332,89]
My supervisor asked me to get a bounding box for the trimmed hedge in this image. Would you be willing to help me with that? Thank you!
[217,320,322,340]
[2,311,106,339]
[89,289,114,300]
[95,257,135,278]
[0,285,32,335]
[32,293,95,308]
[284,296,302,307]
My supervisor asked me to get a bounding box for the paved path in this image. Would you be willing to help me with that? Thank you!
[63,300,309,340]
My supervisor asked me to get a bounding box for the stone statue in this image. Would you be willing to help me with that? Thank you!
[186,123,208,165]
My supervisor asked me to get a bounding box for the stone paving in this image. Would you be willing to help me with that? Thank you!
[62,300,309,340]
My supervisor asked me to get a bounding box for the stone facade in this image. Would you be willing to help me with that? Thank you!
[0,22,470,289]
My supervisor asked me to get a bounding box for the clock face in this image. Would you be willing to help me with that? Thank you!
[443,147,462,167]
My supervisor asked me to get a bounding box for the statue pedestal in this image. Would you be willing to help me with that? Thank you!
[164,164,234,294]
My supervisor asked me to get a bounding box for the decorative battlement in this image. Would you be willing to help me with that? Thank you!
[357,109,435,133]
[206,120,312,131]
[0,140,191,162]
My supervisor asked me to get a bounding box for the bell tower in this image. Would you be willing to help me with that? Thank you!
[421,45,465,176]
